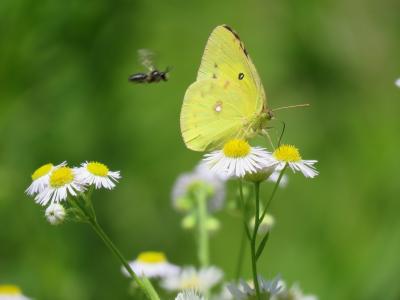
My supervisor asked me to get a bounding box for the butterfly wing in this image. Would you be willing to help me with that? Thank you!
[196,25,267,114]
[180,25,268,152]
[181,79,255,151]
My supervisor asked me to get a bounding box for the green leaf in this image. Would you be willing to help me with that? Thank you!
[256,232,270,261]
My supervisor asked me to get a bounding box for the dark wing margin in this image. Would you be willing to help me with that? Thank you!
[222,24,249,57]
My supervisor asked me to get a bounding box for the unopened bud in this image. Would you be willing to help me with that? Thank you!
[45,203,66,225]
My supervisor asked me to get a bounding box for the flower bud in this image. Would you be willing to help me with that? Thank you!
[45,203,66,225]
[206,216,220,233]
[250,214,275,235]
[181,213,196,230]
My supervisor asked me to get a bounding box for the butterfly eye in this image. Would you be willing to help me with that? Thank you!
[238,73,244,80]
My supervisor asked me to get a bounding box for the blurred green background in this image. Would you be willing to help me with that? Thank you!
[1,0,399,299]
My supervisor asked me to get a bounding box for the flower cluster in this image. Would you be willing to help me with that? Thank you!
[25,161,120,224]
[204,140,318,181]
[172,162,227,233]
[122,251,223,299]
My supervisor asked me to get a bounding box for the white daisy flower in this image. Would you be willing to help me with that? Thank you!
[172,162,226,213]
[45,203,66,225]
[123,251,180,279]
[226,276,282,300]
[175,290,205,300]
[161,266,223,293]
[75,161,120,190]
[34,166,84,206]
[395,78,400,88]
[203,139,275,178]
[25,161,66,195]
[272,145,318,178]
[0,285,31,300]
[271,281,318,300]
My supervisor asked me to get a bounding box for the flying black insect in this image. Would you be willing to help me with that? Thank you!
[128,49,170,83]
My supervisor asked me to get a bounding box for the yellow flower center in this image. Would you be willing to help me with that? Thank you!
[87,162,109,177]
[31,163,53,180]
[273,144,301,162]
[137,251,167,264]
[0,285,22,295]
[223,139,250,158]
[181,277,201,289]
[50,167,74,188]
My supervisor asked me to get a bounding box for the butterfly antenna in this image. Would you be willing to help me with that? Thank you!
[278,120,286,147]
[272,103,310,112]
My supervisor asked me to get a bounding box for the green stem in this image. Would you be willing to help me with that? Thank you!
[72,196,160,300]
[196,190,209,268]
[239,181,251,241]
[259,164,288,223]
[250,182,262,300]
[235,226,246,281]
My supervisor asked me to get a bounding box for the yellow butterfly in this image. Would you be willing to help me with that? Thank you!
[180,25,272,152]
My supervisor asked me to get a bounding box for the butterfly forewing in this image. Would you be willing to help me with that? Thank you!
[196,25,266,114]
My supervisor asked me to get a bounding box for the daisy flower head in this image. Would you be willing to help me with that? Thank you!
[75,161,120,190]
[34,166,84,206]
[45,203,66,225]
[25,161,66,195]
[271,282,318,300]
[395,78,400,88]
[272,144,318,178]
[227,275,282,300]
[203,139,275,179]
[161,266,223,293]
[123,251,180,279]
[175,290,205,300]
[0,285,31,300]
[172,162,226,213]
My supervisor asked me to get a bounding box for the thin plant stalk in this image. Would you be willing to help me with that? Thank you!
[259,164,288,222]
[250,182,262,300]
[235,227,246,281]
[71,194,160,300]
[196,189,209,267]
[237,165,288,300]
